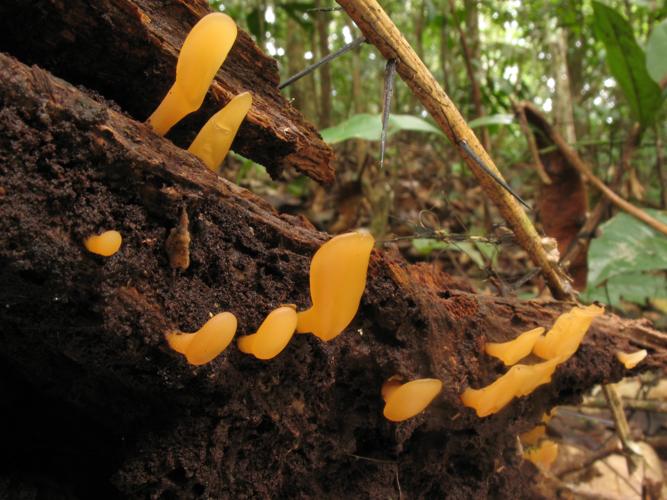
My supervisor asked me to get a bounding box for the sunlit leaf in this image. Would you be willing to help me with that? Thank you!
[586,209,667,288]
[646,18,667,85]
[581,272,667,307]
[320,113,443,144]
[468,114,515,128]
[592,1,663,127]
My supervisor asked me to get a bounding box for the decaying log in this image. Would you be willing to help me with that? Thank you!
[0,0,335,184]
[1,52,665,498]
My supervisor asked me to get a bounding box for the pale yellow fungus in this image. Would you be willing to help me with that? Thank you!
[524,439,558,469]
[297,232,375,341]
[382,378,442,422]
[485,327,545,366]
[237,305,297,360]
[188,92,252,170]
[520,425,546,447]
[533,304,604,362]
[166,312,237,366]
[616,349,647,369]
[148,13,237,135]
[461,359,558,417]
[84,230,122,257]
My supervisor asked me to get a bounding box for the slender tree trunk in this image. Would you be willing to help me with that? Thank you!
[314,0,332,127]
[551,27,577,144]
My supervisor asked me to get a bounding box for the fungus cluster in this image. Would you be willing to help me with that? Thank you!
[462,304,604,418]
[148,13,251,170]
[163,232,374,367]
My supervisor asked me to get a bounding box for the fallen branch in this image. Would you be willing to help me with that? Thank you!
[335,0,571,299]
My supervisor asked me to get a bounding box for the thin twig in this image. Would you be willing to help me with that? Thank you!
[521,102,667,236]
[513,101,551,184]
[279,36,365,89]
[602,384,640,476]
[380,59,396,169]
[336,0,570,299]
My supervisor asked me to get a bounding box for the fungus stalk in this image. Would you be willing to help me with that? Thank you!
[382,378,442,422]
[166,312,237,366]
[188,92,253,170]
[297,232,375,341]
[84,230,122,257]
[148,13,237,135]
[237,305,297,360]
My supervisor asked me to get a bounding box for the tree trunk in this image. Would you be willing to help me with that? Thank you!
[0,3,665,499]
[314,0,332,128]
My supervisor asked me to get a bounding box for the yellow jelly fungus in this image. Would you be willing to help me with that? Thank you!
[524,440,558,469]
[461,359,558,418]
[166,312,237,366]
[533,304,604,362]
[188,92,252,170]
[148,13,237,135]
[237,305,298,360]
[520,425,546,447]
[485,327,545,366]
[381,376,403,401]
[297,232,375,341]
[382,378,443,422]
[616,349,647,369]
[84,230,122,257]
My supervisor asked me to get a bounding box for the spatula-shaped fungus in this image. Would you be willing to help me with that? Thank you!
[616,349,647,369]
[238,305,297,360]
[485,327,545,366]
[524,439,558,469]
[84,230,122,257]
[188,92,252,170]
[461,359,558,417]
[297,232,375,341]
[382,378,442,422]
[148,13,237,135]
[166,312,237,366]
[533,304,604,362]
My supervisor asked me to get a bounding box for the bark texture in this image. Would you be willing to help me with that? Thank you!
[0,0,335,184]
[1,52,666,499]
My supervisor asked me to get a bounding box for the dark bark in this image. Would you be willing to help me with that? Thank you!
[0,0,335,184]
[1,52,665,498]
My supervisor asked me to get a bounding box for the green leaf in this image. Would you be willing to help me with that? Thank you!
[592,1,663,127]
[646,19,667,85]
[387,114,444,136]
[320,114,443,144]
[468,114,515,128]
[581,272,667,307]
[319,114,383,143]
[586,209,667,288]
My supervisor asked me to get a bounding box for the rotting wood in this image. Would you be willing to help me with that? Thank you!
[1,52,665,497]
[0,0,335,184]
[336,0,571,300]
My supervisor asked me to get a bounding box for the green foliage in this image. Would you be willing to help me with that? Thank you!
[320,113,515,144]
[646,18,667,85]
[411,238,496,269]
[583,210,667,306]
[319,113,443,144]
[592,1,663,127]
